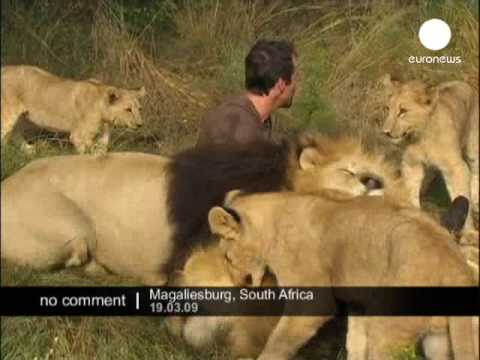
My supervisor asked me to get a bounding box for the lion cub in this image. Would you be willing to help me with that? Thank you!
[1,65,146,153]
[381,74,479,245]
[209,192,477,360]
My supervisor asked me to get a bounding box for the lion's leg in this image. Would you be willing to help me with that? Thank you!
[1,95,25,144]
[346,317,368,360]
[422,333,450,360]
[183,316,227,348]
[84,259,109,276]
[95,126,110,155]
[70,118,102,154]
[466,145,479,217]
[228,318,274,359]
[2,189,94,270]
[401,154,424,208]
[366,317,421,360]
[466,99,479,217]
[439,159,478,244]
[229,328,263,359]
[472,316,479,360]
[256,316,332,360]
[165,316,187,338]
[139,273,168,286]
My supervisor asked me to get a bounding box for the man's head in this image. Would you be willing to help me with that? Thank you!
[245,40,298,109]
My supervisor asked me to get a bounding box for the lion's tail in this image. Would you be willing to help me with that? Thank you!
[448,316,478,360]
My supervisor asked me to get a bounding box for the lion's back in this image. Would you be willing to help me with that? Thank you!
[1,65,106,132]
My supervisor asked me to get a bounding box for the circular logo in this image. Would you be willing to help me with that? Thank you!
[419,19,451,51]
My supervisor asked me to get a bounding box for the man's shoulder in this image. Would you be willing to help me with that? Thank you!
[204,94,258,124]
[198,94,270,146]
[210,94,253,114]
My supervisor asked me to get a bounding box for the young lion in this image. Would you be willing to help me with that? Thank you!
[381,74,479,245]
[1,65,146,153]
[169,196,478,359]
[209,192,477,360]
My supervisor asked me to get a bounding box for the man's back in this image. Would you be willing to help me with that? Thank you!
[197,94,272,146]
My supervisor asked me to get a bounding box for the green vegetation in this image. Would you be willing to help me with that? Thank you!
[1,0,477,358]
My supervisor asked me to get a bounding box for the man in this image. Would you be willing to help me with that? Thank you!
[197,40,298,146]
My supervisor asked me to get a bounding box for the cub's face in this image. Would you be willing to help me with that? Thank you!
[105,86,146,128]
[208,206,266,287]
[176,246,234,287]
[381,75,438,144]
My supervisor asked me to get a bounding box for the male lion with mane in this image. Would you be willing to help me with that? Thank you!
[381,74,479,244]
[209,192,477,360]
[1,65,146,153]
[1,133,403,285]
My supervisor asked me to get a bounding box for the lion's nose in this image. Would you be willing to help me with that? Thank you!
[383,129,392,138]
[361,175,384,190]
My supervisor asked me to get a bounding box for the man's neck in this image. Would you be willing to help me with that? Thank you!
[246,92,275,122]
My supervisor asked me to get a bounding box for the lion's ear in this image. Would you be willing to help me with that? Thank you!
[299,148,324,170]
[107,88,122,105]
[208,206,241,239]
[135,86,147,98]
[382,74,400,90]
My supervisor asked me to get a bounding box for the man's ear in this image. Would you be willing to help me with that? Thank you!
[299,147,324,170]
[208,206,241,238]
[270,78,285,96]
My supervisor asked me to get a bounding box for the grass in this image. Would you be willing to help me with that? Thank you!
[1,0,477,359]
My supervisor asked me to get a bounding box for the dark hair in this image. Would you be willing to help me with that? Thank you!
[166,139,293,275]
[245,39,296,96]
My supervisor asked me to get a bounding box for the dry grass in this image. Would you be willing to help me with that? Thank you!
[1,1,478,359]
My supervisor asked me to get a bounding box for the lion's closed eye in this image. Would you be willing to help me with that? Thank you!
[340,168,355,177]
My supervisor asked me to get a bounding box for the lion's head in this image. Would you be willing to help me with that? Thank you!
[381,74,439,144]
[175,246,234,287]
[104,86,146,128]
[292,133,402,200]
[208,204,267,287]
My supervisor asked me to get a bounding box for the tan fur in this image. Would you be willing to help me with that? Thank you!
[1,65,146,153]
[292,133,409,204]
[382,74,479,245]
[170,246,478,360]
[209,193,477,360]
[1,153,173,285]
[166,246,279,358]
[1,134,407,284]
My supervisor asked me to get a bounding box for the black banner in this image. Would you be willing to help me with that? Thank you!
[1,287,478,316]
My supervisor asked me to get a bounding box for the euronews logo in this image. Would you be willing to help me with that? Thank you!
[409,19,462,64]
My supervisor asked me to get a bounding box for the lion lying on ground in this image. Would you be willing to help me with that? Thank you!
[1,134,404,284]
[209,192,477,360]
[381,74,479,245]
[1,65,146,153]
